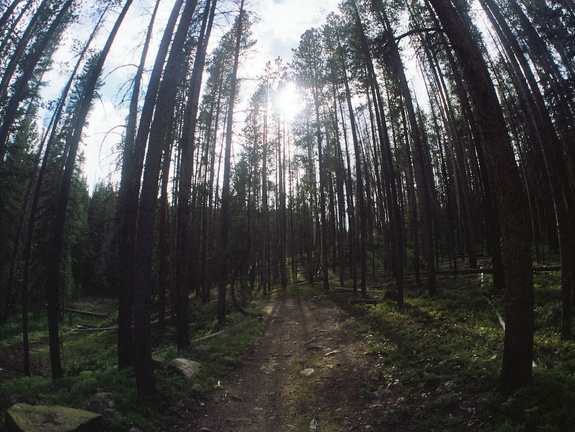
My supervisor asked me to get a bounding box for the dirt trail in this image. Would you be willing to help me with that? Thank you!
[171,294,380,432]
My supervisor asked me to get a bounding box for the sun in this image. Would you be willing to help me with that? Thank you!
[274,81,304,123]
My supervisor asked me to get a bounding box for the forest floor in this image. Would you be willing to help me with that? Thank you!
[170,292,383,432]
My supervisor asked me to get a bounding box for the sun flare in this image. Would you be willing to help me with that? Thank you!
[274,81,303,122]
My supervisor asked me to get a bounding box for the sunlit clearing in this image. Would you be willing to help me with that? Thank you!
[274,81,303,123]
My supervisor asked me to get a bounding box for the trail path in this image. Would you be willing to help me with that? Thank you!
[171,294,381,431]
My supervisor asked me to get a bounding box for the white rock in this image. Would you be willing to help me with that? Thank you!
[299,368,315,377]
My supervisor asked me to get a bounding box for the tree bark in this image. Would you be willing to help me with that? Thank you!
[45,0,133,380]
[427,0,534,393]
[130,0,199,395]
[218,0,245,322]
[175,0,217,349]
[116,0,183,370]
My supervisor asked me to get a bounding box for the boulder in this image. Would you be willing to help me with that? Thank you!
[5,403,102,432]
[170,358,202,379]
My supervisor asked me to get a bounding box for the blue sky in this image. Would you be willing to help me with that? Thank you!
[41,0,341,188]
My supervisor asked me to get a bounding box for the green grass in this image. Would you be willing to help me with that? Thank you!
[0,297,264,431]
[342,272,575,431]
[2,272,574,431]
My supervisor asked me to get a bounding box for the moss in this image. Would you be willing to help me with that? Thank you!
[5,403,102,432]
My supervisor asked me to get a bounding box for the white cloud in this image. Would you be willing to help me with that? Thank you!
[81,96,127,190]
[41,0,343,189]
[250,0,340,65]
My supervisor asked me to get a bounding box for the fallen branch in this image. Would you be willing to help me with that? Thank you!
[191,331,226,344]
[482,296,505,330]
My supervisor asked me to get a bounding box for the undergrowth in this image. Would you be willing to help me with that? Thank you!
[344,271,575,432]
[0,297,264,431]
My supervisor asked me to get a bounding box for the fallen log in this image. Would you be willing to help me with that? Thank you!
[348,298,382,305]
[71,326,117,333]
[435,265,560,276]
[62,307,109,318]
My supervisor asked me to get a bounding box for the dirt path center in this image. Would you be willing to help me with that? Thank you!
[171,294,379,432]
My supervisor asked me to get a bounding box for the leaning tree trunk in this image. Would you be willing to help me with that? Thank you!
[175,0,217,349]
[426,0,534,394]
[0,0,74,162]
[352,0,405,304]
[19,2,111,377]
[116,0,183,370]
[45,0,133,380]
[130,0,199,396]
[479,0,575,341]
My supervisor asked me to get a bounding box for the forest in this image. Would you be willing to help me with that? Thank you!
[0,0,575,430]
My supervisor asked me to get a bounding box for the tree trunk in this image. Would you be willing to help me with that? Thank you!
[218,0,245,322]
[45,0,133,380]
[175,0,217,349]
[427,0,534,393]
[479,0,575,340]
[339,45,367,294]
[116,0,184,370]
[131,0,198,395]
[0,0,74,161]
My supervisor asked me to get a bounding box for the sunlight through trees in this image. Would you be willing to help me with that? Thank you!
[1,0,574,399]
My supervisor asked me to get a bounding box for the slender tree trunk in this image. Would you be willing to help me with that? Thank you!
[157,154,170,331]
[19,2,109,377]
[373,1,434,295]
[0,0,48,103]
[175,0,217,349]
[351,0,404,304]
[479,0,574,340]
[131,0,199,395]
[45,0,133,380]
[312,89,330,291]
[339,46,367,294]
[117,0,183,370]
[0,0,24,32]
[427,0,534,393]
[218,0,245,322]
[0,0,74,162]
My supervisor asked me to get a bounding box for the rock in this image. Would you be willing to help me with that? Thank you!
[306,345,323,351]
[209,352,223,362]
[85,392,115,411]
[310,418,319,431]
[221,356,241,367]
[84,392,125,423]
[5,403,102,432]
[191,384,204,393]
[151,354,165,369]
[299,368,315,377]
[170,358,202,379]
